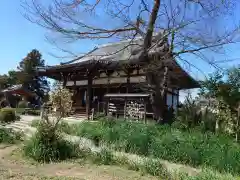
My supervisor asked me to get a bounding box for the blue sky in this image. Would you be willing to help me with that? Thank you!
[0,0,239,99]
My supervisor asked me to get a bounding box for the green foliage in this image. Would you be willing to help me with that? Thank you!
[91,148,114,165]
[23,121,79,162]
[0,127,23,144]
[64,120,240,175]
[31,119,40,127]
[179,170,236,180]
[0,108,16,123]
[201,67,240,112]
[26,109,41,116]
[15,108,26,115]
[18,101,28,108]
[78,147,168,178]
[17,49,49,99]
[16,108,41,116]
[0,71,19,90]
[174,97,217,132]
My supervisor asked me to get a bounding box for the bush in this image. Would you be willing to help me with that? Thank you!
[31,119,40,127]
[63,120,240,175]
[26,109,41,116]
[0,127,23,144]
[18,101,28,108]
[0,108,16,123]
[91,148,114,165]
[23,121,79,162]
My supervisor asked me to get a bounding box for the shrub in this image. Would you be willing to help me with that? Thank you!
[18,101,28,108]
[31,119,40,127]
[23,121,79,162]
[58,121,74,134]
[92,148,114,165]
[0,127,23,144]
[26,109,41,116]
[0,108,16,123]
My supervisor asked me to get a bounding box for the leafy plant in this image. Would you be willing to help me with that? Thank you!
[0,108,16,123]
[23,121,78,162]
[0,127,23,144]
[18,101,28,108]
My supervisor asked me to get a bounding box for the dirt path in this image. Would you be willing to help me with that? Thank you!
[0,145,158,180]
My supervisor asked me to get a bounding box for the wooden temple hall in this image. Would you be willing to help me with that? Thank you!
[37,35,199,120]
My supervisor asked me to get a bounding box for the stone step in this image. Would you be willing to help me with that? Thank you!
[63,119,85,124]
[13,121,32,126]
[15,121,34,126]
[5,125,23,132]
[6,124,27,131]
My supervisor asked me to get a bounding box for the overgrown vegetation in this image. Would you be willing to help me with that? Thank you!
[0,127,23,144]
[0,108,17,123]
[23,121,79,162]
[18,101,28,108]
[199,67,240,139]
[78,147,169,178]
[60,119,240,175]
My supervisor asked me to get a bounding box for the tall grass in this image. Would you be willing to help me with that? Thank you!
[77,147,169,178]
[61,120,240,175]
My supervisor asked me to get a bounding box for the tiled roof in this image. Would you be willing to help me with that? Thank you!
[63,33,167,64]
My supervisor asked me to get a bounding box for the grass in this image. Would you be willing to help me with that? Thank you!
[2,146,159,180]
[72,146,239,180]
[31,119,41,127]
[58,119,240,175]
[2,142,238,180]
[77,147,169,178]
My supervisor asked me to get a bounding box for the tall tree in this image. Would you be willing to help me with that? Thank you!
[18,49,49,99]
[0,75,9,90]
[0,70,19,90]
[22,0,240,121]
[200,66,240,112]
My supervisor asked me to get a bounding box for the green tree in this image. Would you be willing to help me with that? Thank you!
[201,67,240,112]
[18,49,49,99]
[200,67,240,137]
[0,70,19,90]
[0,75,9,89]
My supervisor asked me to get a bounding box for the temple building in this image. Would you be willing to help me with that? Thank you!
[37,35,199,119]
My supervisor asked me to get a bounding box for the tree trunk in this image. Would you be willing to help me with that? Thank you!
[151,90,166,123]
[141,0,165,121]
[146,65,168,123]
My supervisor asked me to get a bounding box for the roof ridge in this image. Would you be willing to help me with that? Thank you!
[97,31,165,48]
[61,47,99,65]
[97,36,143,48]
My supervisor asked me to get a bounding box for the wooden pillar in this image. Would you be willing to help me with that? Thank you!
[61,73,67,87]
[144,99,147,124]
[86,75,93,120]
[124,97,127,120]
[126,71,130,93]
[105,71,110,115]
[107,72,110,93]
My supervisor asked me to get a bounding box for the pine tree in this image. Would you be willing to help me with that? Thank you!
[18,49,49,99]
